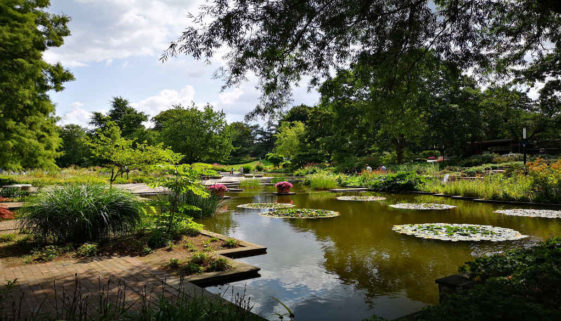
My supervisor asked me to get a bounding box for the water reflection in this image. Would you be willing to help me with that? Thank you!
[201,186,561,320]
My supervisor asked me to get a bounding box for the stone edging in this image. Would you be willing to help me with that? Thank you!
[183,230,267,287]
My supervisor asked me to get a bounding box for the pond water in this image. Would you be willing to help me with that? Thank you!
[201,184,561,321]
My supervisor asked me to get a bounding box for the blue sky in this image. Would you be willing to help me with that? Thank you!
[45,0,320,127]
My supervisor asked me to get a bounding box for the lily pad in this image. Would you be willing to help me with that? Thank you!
[261,208,339,219]
[237,203,295,209]
[392,223,528,242]
[495,209,561,219]
[389,203,456,210]
[336,196,386,201]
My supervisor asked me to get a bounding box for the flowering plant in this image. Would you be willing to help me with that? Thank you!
[275,181,293,193]
[208,184,228,192]
[275,181,293,189]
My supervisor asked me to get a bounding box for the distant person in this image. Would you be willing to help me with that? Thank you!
[365,164,373,173]
[231,167,234,175]
[379,165,387,172]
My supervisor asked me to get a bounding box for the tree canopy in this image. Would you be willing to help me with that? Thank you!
[153,104,233,163]
[0,0,73,170]
[164,0,561,118]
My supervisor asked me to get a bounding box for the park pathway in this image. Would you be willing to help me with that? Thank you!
[0,220,208,319]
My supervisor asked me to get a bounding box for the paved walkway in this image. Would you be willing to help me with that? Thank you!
[0,220,203,318]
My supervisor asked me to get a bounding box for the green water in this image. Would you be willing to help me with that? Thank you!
[201,185,561,321]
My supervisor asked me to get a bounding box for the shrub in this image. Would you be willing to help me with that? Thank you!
[365,172,423,192]
[147,229,171,249]
[528,158,561,202]
[21,184,143,243]
[224,238,239,248]
[255,163,264,171]
[0,233,16,243]
[76,243,99,257]
[209,257,230,271]
[168,258,180,269]
[0,187,30,199]
[242,164,253,173]
[414,238,561,321]
[30,245,60,262]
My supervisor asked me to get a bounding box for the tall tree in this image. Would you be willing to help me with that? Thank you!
[90,97,148,141]
[56,125,91,167]
[229,122,254,162]
[153,104,233,163]
[274,121,306,159]
[0,0,74,169]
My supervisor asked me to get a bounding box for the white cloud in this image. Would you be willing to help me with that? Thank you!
[45,0,202,66]
[132,85,196,118]
[219,88,244,105]
[59,102,93,128]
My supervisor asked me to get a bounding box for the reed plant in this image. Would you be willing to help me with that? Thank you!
[420,174,533,201]
[21,184,143,243]
[239,179,261,189]
[306,172,339,190]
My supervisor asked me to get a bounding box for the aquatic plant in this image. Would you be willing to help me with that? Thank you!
[237,202,294,209]
[392,223,527,242]
[261,208,339,219]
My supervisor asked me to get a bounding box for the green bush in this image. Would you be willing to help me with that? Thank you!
[255,163,264,171]
[414,238,561,321]
[241,164,253,173]
[0,187,30,199]
[366,172,423,192]
[21,184,143,243]
[76,243,99,257]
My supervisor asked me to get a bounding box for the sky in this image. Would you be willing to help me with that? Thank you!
[45,0,320,128]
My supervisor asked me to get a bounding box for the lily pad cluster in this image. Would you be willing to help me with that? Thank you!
[389,203,456,210]
[495,209,561,219]
[237,203,295,209]
[336,196,386,201]
[261,208,340,219]
[392,223,528,242]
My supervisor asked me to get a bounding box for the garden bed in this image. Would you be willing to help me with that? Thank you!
[237,202,295,209]
[392,223,528,242]
[336,196,386,201]
[389,203,457,210]
[260,208,340,219]
[495,208,561,219]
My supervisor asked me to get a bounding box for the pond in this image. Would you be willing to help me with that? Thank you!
[201,184,561,321]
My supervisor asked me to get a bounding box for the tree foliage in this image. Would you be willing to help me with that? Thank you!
[90,97,149,141]
[165,0,561,120]
[0,0,74,169]
[274,121,306,159]
[88,122,181,185]
[153,104,233,163]
[56,124,91,167]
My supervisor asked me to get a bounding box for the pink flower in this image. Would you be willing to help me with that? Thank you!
[275,181,293,189]
[208,184,228,192]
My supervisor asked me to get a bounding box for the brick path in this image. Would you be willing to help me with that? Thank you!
[0,220,202,319]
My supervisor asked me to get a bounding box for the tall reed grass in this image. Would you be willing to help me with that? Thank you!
[420,174,533,201]
[306,172,339,190]
[239,179,261,189]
